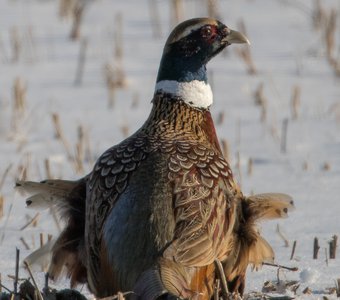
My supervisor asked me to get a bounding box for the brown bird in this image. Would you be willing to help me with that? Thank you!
[17,18,294,299]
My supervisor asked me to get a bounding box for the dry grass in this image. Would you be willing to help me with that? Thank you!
[105,13,128,108]
[148,0,162,38]
[206,0,219,18]
[324,8,337,64]
[70,1,86,40]
[290,85,301,120]
[10,27,21,63]
[0,195,3,220]
[11,77,27,135]
[171,0,184,25]
[74,38,88,86]
[312,0,327,30]
[235,19,256,75]
[253,83,267,122]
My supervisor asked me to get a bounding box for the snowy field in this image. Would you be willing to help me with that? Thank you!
[0,0,339,298]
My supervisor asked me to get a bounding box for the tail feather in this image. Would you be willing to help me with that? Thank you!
[248,235,274,267]
[18,178,88,287]
[225,192,295,295]
[23,239,55,270]
[245,193,294,221]
[16,180,79,212]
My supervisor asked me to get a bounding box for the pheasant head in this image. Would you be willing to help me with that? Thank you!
[156,18,249,109]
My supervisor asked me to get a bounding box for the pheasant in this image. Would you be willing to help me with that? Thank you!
[17,18,294,299]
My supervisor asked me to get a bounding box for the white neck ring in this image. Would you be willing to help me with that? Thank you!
[155,80,213,109]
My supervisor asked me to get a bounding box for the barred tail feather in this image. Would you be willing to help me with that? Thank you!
[16,179,79,211]
[248,235,274,268]
[23,239,55,270]
[245,193,295,221]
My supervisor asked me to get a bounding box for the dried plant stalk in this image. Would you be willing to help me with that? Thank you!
[254,83,266,106]
[131,92,139,108]
[13,77,26,113]
[44,158,52,179]
[14,248,20,295]
[114,13,123,61]
[220,139,230,163]
[148,0,162,38]
[329,235,338,259]
[105,64,127,108]
[16,153,32,181]
[276,224,289,247]
[74,38,88,86]
[75,125,85,173]
[105,63,117,108]
[59,0,76,19]
[11,77,27,133]
[291,85,301,120]
[312,0,326,30]
[325,9,337,64]
[333,61,340,77]
[51,113,73,160]
[40,233,44,247]
[216,111,225,126]
[290,240,297,260]
[70,0,86,40]
[213,279,220,300]
[253,83,267,122]
[83,127,93,164]
[20,237,30,250]
[214,259,229,299]
[104,14,128,108]
[51,113,83,173]
[236,151,242,187]
[322,162,331,171]
[20,213,40,231]
[236,19,256,74]
[0,203,13,245]
[313,237,320,259]
[281,118,289,153]
[114,14,127,82]
[23,262,44,300]
[0,164,13,191]
[10,27,21,62]
[336,278,340,297]
[207,0,219,18]
[302,161,309,171]
[0,33,9,63]
[48,234,53,242]
[0,195,3,219]
[171,0,184,25]
[121,125,129,138]
[23,26,38,63]
[247,157,253,176]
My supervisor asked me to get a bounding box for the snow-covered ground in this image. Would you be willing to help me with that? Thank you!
[0,0,339,298]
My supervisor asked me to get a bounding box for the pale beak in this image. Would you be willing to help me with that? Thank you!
[225,29,250,45]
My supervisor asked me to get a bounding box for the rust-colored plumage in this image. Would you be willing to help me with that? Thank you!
[18,18,293,300]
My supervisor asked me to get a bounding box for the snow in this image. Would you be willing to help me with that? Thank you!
[0,0,339,298]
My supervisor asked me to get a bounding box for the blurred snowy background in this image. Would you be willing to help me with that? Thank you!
[0,0,339,298]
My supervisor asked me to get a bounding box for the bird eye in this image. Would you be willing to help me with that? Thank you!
[201,26,213,38]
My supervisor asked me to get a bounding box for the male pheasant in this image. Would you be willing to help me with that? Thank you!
[17,18,294,299]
